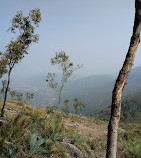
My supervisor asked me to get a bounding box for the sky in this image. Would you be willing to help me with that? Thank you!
[0,0,141,78]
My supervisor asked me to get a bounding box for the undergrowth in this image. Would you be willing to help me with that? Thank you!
[118,123,141,158]
[0,102,92,158]
[0,101,140,158]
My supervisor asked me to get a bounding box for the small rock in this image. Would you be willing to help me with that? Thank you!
[68,122,79,128]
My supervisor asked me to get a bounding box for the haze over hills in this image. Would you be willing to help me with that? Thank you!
[124,66,141,95]
[2,66,141,115]
[63,66,141,115]
[63,74,115,115]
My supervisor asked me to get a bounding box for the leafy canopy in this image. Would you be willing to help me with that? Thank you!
[50,51,81,83]
[46,51,82,89]
[5,9,41,70]
[73,98,86,115]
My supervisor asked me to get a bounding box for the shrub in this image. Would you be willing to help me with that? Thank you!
[46,105,54,114]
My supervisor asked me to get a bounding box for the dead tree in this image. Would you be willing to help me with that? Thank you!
[106,0,141,158]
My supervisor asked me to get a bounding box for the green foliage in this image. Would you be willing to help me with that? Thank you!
[118,123,141,158]
[121,93,141,123]
[26,92,35,103]
[133,141,141,158]
[94,93,141,123]
[29,9,41,25]
[46,73,58,89]
[62,99,70,114]
[73,132,90,153]
[8,143,19,158]
[10,91,17,100]
[88,138,106,151]
[16,92,23,101]
[50,51,81,83]
[0,80,10,98]
[10,91,34,103]
[0,8,41,117]
[0,52,8,78]
[49,117,67,141]
[123,135,141,158]
[46,51,82,108]
[30,115,68,156]
[46,105,55,114]
[6,9,41,66]
[73,98,86,115]
[0,114,32,157]
[2,100,140,157]
[29,132,45,155]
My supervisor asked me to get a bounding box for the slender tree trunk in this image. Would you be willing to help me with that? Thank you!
[106,1,141,157]
[0,68,12,117]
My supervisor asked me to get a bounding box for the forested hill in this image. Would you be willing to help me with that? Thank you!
[93,93,141,123]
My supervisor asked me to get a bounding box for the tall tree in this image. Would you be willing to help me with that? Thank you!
[0,9,41,117]
[106,1,141,157]
[46,51,82,109]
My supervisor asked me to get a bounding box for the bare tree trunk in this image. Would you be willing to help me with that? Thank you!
[0,69,11,117]
[106,1,141,158]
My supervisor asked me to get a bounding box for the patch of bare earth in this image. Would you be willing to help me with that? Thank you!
[64,116,107,139]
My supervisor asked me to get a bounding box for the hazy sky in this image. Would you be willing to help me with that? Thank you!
[0,0,141,78]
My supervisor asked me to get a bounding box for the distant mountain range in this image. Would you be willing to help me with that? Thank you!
[124,66,141,95]
[1,66,141,116]
[63,66,141,115]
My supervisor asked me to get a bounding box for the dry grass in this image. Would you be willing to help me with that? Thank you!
[63,115,107,139]
[0,100,140,158]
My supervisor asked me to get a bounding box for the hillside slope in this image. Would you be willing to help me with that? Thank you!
[0,100,140,158]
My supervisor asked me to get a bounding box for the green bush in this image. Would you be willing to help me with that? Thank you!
[46,105,54,114]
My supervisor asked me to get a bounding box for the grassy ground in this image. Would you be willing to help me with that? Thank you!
[0,100,141,158]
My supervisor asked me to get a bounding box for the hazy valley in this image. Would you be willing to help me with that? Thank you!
[6,66,141,116]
